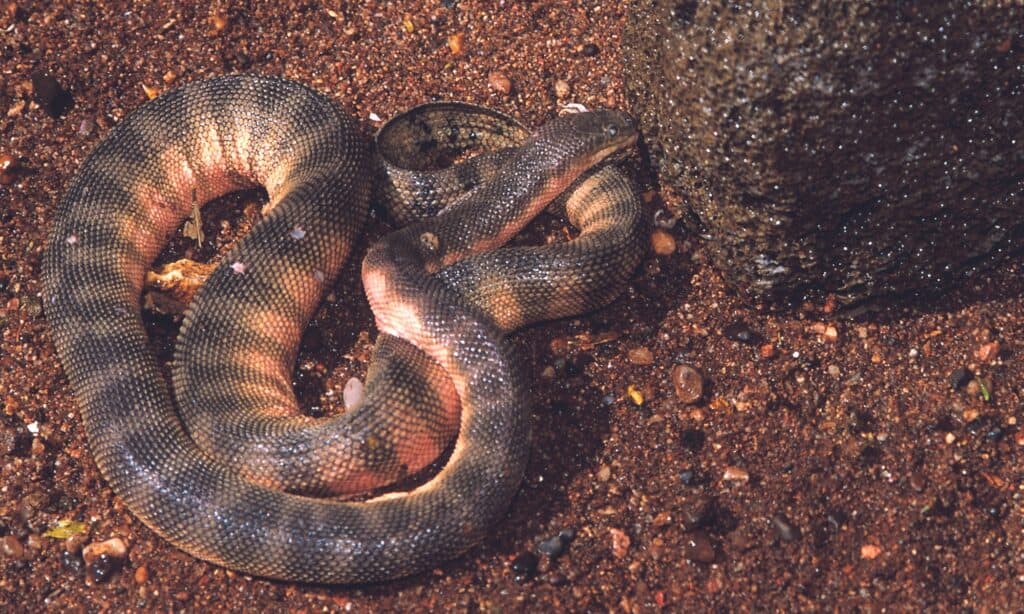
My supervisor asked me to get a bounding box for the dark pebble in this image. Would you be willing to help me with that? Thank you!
[537,535,566,558]
[723,320,764,345]
[61,550,85,576]
[580,42,599,57]
[679,469,698,486]
[558,528,576,542]
[511,551,538,582]
[31,72,74,118]
[684,531,716,563]
[948,367,972,390]
[771,513,801,542]
[88,554,122,584]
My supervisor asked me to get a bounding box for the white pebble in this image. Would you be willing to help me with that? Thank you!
[289,226,306,240]
[65,234,78,245]
[343,377,364,411]
[230,261,246,274]
[368,112,382,122]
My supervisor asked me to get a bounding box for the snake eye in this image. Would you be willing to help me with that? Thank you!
[606,124,618,137]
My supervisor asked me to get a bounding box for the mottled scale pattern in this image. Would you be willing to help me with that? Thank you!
[43,74,644,583]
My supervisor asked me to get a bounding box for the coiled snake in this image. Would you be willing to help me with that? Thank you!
[43,75,643,583]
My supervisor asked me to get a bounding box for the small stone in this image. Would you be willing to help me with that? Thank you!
[134,565,148,584]
[488,71,512,95]
[975,341,1000,362]
[78,118,94,136]
[511,551,538,582]
[82,537,127,565]
[83,537,127,582]
[684,531,715,563]
[1,535,24,559]
[759,343,776,359]
[596,464,611,482]
[771,513,801,542]
[723,321,763,345]
[61,550,85,576]
[31,72,74,117]
[650,229,676,256]
[554,79,571,98]
[671,364,703,404]
[679,469,697,486]
[609,528,630,559]
[342,377,364,411]
[580,42,599,57]
[448,32,465,55]
[860,544,882,559]
[537,533,568,558]
[628,347,654,365]
[723,466,750,483]
[0,153,16,185]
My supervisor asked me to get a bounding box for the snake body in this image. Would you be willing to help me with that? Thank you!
[43,75,643,583]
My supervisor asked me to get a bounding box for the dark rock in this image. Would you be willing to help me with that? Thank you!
[511,551,538,582]
[31,72,74,117]
[624,1,1024,307]
[723,321,763,345]
[61,550,85,576]
[537,529,574,559]
[949,367,973,390]
[679,469,697,486]
[683,530,715,563]
[580,43,599,57]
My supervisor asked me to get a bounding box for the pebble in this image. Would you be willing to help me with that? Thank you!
[679,469,698,486]
[723,321,763,345]
[82,537,127,582]
[975,341,1000,362]
[671,364,703,404]
[596,464,611,482]
[609,528,631,559]
[511,551,538,582]
[447,32,465,55]
[342,377,364,411]
[134,565,148,584]
[771,513,801,542]
[2,535,24,559]
[723,466,750,483]
[537,530,573,559]
[61,549,85,576]
[759,343,776,359]
[31,72,74,117]
[580,42,599,57]
[860,544,882,560]
[0,153,15,185]
[628,346,654,365]
[554,79,571,98]
[684,531,715,563]
[650,229,676,256]
[487,71,512,95]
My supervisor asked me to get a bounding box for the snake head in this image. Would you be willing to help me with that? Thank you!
[529,110,638,178]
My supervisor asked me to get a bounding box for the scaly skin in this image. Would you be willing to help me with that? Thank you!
[44,74,643,583]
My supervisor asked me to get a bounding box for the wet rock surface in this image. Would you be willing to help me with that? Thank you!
[1,1,1022,611]
[624,1,1024,307]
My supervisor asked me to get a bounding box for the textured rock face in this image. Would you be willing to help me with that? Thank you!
[625,1,1023,306]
